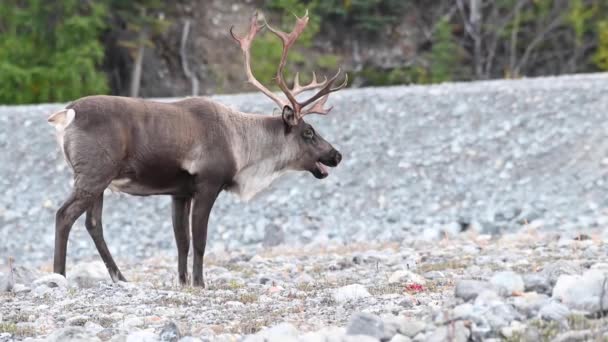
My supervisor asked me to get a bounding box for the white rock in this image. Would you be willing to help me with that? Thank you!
[243,322,299,342]
[12,283,30,294]
[454,280,495,301]
[388,270,426,285]
[298,327,345,342]
[32,285,52,297]
[126,331,159,342]
[84,321,104,334]
[294,273,314,285]
[121,316,145,329]
[32,273,67,288]
[539,301,571,322]
[67,261,110,288]
[389,335,412,342]
[500,321,526,339]
[46,327,101,342]
[342,335,379,342]
[490,271,524,295]
[552,269,608,313]
[332,284,371,303]
[177,338,202,342]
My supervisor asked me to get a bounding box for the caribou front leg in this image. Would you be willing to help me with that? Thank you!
[191,184,221,287]
[171,196,192,285]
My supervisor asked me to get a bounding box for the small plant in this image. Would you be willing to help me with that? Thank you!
[239,292,259,304]
[0,322,36,338]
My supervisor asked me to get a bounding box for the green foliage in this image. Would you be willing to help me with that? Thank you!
[317,54,341,69]
[314,0,408,37]
[567,0,595,44]
[355,66,428,86]
[251,2,322,90]
[0,0,109,104]
[429,18,458,83]
[109,0,170,50]
[593,21,608,70]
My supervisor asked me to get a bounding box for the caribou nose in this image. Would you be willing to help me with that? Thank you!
[333,150,342,166]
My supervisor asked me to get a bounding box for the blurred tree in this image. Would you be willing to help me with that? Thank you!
[108,0,169,97]
[430,18,458,83]
[594,21,608,70]
[0,0,108,104]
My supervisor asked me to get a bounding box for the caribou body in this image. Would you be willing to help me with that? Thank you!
[48,11,346,287]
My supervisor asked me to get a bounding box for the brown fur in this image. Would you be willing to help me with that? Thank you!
[49,94,341,286]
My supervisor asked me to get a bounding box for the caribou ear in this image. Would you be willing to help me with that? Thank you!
[281,105,298,127]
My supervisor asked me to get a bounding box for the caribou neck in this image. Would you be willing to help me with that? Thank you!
[230,112,291,172]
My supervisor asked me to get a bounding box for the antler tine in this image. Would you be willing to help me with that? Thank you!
[298,69,348,110]
[291,72,331,96]
[301,94,333,116]
[231,12,289,110]
[264,11,310,111]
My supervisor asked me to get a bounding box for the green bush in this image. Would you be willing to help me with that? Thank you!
[0,0,109,104]
[593,21,608,70]
[429,18,458,83]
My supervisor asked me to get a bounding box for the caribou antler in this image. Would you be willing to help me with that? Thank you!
[231,11,348,124]
[230,12,290,111]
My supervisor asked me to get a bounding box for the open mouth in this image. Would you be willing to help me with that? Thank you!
[312,161,330,179]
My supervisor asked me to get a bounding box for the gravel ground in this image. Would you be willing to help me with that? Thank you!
[2,228,608,341]
[2,72,608,267]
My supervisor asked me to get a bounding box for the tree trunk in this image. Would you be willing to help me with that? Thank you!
[129,31,145,98]
[469,0,482,79]
[180,19,200,96]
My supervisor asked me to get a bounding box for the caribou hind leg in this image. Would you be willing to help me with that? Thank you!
[85,194,126,282]
[171,196,192,285]
[54,188,100,276]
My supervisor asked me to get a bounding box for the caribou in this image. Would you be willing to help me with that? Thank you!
[47,11,347,287]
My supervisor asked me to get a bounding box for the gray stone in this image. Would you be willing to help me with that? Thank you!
[66,315,89,327]
[0,272,13,292]
[388,270,425,285]
[522,273,552,294]
[262,224,284,247]
[11,283,30,294]
[500,321,526,339]
[510,292,550,318]
[540,261,582,286]
[539,301,571,322]
[32,273,67,288]
[294,273,314,285]
[243,322,299,342]
[159,322,181,342]
[67,261,110,288]
[389,335,411,342]
[346,313,387,340]
[490,271,524,296]
[552,269,608,314]
[125,331,159,342]
[84,321,104,334]
[425,321,470,342]
[46,327,101,342]
[397,320,425,338]
[177,338,202,342]
[332,284,371,303]
[454,280,495,301]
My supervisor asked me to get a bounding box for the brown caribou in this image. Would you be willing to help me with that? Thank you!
[47,11,346,287]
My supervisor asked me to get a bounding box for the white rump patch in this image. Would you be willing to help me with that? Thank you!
[47,108,75,131]
[47,108,76,169]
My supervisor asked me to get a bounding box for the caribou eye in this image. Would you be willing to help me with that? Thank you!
[303,128,314,139]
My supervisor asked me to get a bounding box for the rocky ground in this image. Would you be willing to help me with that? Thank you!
[3,73,608,341]
[2,73,608,266]
[2,228,608,341]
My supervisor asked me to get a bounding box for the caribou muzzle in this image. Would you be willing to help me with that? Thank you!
[312,149,342,179]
